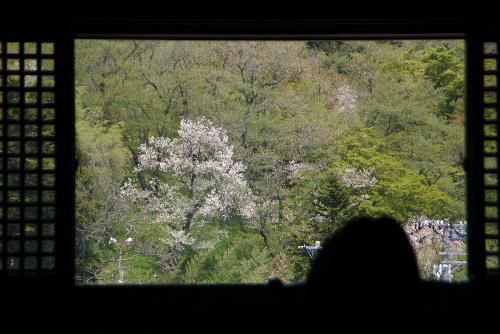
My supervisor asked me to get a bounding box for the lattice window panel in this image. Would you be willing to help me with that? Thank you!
[482,41,500,274]
[1,41,56,275]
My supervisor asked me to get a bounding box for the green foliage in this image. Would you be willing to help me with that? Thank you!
[334,128,457,221]
[174,225,273,284]
[420,45,465,118]
[311,170,352,230]
[75,87,132,282]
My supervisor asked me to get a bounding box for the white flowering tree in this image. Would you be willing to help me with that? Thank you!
[339,167,377,190]
[121,118,255,270]
[331,84,358,115]
[404,216,466,279]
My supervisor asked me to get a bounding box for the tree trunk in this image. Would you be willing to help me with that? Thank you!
[179,85,189,117]
[260,229,275,258]
[183,201,203,232]
[129,148,147,189]
[159,242,184,271]
[241,124,248,149]
[278,196,284,224]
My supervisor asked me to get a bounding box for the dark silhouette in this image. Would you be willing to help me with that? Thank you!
[307,216,421,310]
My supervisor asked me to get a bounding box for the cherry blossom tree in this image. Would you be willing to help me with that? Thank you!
[404,216,466,279]
[330,83,358,115]
[339,167,377,190]
[121,118,255,269]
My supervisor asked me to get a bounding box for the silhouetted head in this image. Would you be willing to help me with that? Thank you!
[307,216,420,304]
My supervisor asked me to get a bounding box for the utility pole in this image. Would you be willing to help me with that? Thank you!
[109,237,134,284]
[118,248,124,284]
[433,221,467,282]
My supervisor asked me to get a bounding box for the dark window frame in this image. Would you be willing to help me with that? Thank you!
[1,18,499,300]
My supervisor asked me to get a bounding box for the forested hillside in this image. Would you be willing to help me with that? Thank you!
[75,40,465,284]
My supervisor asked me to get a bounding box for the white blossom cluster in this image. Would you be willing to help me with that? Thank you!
[405,216,445,248]
[192,229,230,251]
[121,118,255,238]
[332,84,358,114]
[286,160,311,180]
[160,230,195,247]
[339,167,377,189]
[404,216,465,248]
[121,179,189,223]
[312,214,325,224]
